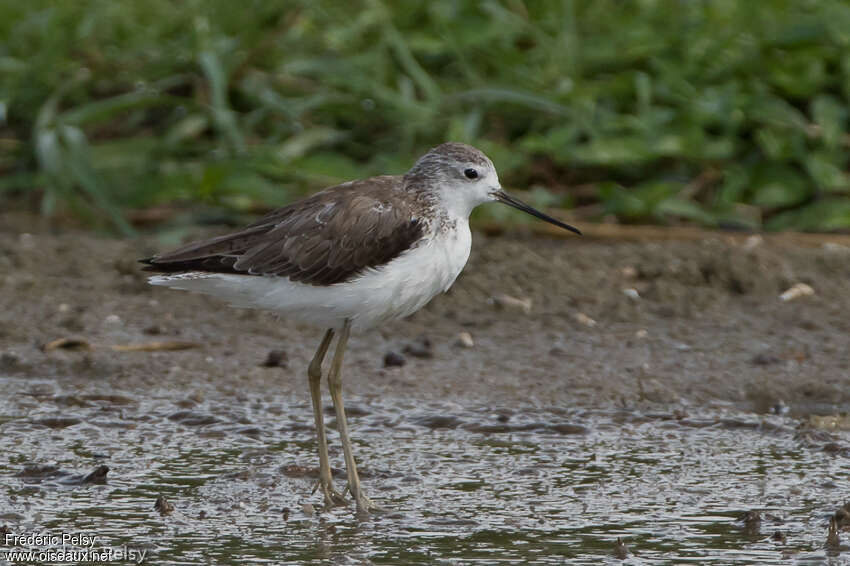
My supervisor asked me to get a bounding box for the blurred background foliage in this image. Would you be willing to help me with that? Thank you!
[2,0,850,234]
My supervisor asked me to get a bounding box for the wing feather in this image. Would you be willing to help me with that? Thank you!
[141,176,427,286]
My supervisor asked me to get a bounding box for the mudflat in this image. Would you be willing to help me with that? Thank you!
[1,214,848,564]
[2,216,848,411]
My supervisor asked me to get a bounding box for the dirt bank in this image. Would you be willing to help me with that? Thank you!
[1,213,849,415]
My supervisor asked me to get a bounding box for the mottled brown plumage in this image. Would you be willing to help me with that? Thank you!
[141,175,427,286]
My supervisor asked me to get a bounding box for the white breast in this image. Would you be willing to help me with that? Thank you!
[149,218,473,331]
[340,217,472,329]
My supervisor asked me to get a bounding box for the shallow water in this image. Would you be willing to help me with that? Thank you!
[1,375,847,565]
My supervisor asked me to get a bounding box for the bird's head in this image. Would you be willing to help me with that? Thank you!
[405,142,581,235]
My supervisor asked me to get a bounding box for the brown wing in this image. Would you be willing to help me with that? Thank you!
[141,176,426,286]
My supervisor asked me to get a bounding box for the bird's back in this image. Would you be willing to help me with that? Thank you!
[142,175,426,286]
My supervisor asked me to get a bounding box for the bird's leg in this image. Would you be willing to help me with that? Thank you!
[327,319,377,514]
[308,328,346,509]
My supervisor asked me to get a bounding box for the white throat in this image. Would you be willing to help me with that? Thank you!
[435,180,498,220]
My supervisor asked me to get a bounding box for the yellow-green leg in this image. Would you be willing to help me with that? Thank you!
[327,319,377,514]
[308,328,346,509]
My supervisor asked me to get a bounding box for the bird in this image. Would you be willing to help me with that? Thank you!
[140,142,580,514]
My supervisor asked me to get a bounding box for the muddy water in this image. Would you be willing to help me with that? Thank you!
[1,376,846,565]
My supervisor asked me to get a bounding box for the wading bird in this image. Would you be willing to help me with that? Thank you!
[142,143,580,513]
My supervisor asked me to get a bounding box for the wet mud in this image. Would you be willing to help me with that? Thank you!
[1,215,849,564]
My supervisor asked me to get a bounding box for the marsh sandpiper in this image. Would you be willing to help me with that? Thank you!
[141,142,580,513]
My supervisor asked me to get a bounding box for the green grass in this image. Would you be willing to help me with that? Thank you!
[2,0,850,232]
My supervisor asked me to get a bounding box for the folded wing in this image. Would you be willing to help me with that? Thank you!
[141,177,425,286]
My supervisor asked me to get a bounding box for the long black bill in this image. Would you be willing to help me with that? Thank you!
[493,190,582,235]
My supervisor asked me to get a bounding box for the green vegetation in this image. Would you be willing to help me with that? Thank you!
[2,0,850,232]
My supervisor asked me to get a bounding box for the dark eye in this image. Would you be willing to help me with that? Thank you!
[464,168,478,179]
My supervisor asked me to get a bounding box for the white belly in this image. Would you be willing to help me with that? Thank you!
[149,221,472,331]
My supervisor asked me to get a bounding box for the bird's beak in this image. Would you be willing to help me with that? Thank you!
[492,190,582,235]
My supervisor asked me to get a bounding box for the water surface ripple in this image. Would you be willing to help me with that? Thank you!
[1,376,847,565]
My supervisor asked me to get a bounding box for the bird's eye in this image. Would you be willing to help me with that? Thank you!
[464,168,478,180]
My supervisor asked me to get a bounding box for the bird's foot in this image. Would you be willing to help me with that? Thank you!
[343,483,380,515]
[312,478,347,509]
[354,492,379,515]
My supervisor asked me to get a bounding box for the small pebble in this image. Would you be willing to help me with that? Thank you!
[771,530,787,544]
[282,507,290,521]
[261,349,288,368]
[613,537,629,559]
[81,465,109,485]
[384,351,406,367]
[489,294,532,314]
[822,242,850,253]
[104,314,122,326]
[742,235,763,251]
[779,283,814,302]
[58,303,71,313]
[621,266,638,278]
[751,352,780,366]
[301,503,315,517]
[575,312,597,327]
[635,329,648,339]
[154,495,174,516]
[455,332,474,348]
[622,288,640,300]
[740,510,761,534]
